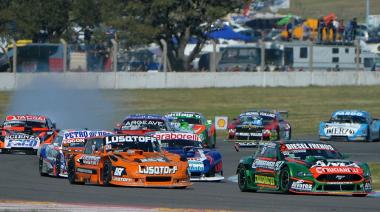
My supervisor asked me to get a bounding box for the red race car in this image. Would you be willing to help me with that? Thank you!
[0,115,57,154]
[227,110,291,148]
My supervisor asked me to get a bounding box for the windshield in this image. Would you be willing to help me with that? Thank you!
[110,141,159,152]
[280,143,342,160]
[176,117,202,125]
[3,120,47,128]
[240,114,274,124]
[160,139,202,149]
[330,115,367,124]
[121,119,167,131]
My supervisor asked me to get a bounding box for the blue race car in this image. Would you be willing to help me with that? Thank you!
[319,110,380,142]
[38,129,113,177]
[152,131,224,181]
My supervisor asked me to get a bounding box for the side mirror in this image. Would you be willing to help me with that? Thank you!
[206,120,212,125]
[116,123,121,128]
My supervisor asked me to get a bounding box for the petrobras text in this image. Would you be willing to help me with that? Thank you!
[105,135,157,144]
[138,166,178,175]
[64,130,112,140]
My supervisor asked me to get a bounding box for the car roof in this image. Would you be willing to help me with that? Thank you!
[4,114,48,122]
[124,114,166,120]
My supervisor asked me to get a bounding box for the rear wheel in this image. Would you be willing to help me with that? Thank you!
[367,128,372,142]
[39,157,48,176]
[279,166,291,193]
[102,159,112,186]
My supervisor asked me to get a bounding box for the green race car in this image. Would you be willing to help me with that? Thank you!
[237,140,372,196]
[165,112,216,148]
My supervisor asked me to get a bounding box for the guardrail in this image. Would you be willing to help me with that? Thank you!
[0,71,380,90]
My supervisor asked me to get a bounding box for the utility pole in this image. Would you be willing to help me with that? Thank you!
[366,0,370,24]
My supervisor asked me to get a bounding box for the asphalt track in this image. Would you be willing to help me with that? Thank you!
[1,139,380,212]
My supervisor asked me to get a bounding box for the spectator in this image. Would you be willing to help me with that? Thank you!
[345,20,353,41]
[332,17,339,42]
[326,18,333,42]
[317,16,325,42]
[84,26,92,46]
[95,41,106,71]
[286,19,294,41]
[351,17,358,41]
[338,19,345,41]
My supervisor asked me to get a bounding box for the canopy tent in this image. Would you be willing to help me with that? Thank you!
[207,25,252,42]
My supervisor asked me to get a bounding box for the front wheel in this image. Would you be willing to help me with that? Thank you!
[67,159,80,184]
[238,165,254,192]
[279,167,291,193]
[102,159,112,186]
[54,154,61,177]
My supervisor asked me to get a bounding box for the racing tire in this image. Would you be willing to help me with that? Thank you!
[39,157,48,177]
[352,193,368,197]
[279,166,291,193]
[54,154,61,177]
[238,165,255,192]
[102,159,112,186]
[67,159,81,185]
[367,128,372,142]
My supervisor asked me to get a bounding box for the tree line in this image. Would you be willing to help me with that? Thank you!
[0,0,247,71]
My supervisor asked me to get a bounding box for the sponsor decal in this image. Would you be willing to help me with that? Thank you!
[5,135,40,148]
[112,177,132,182]
[215,116,228,130]
[235,132,262,136]
[324,126,356,136]
[242,112,276,118]
[76,168,95,174]
[311,160,360,168]
[189,161,205,172]
[6,134,37,140]
[153,132,201,142]
[315,167,361,174]
[140,158,167,162]
[255,175,275,185]
[138,166,177,175]
[113,167,125,176]
[252,159,283,170]
[123,120,164,127]
[291,180,312,192]
[167,112,201,119]
[283,143,335,151]
[334,111,364,117]
[105,135,157,144]
[63,138,85,144]
[78,155,101,165]
[6,115,46,122]
[63,130,111,140]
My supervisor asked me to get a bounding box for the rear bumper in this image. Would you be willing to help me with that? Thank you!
[320,136,367,142]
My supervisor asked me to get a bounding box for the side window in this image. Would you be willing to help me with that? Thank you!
[46,119,53,129]
[52,136,63,147]
[257,146,277,159]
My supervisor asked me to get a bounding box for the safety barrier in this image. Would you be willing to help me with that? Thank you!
[0,71,380,90]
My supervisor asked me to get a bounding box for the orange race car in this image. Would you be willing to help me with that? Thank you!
[67,135,191,188]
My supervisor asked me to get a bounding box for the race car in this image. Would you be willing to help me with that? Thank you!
[236,140,372,196]
[0,115,57,154]
[38,130,113,177]
[319,110,380,142]
[115,114,171,135]
[152,131,223,181]
[227,110,291,147]
[67,135,191,188]
[165,112,216,148]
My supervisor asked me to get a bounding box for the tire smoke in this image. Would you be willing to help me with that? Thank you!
[6,76,117,130]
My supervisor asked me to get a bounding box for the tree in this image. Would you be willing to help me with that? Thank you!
[70,0,102,28]
[107,0,247,71]
[2,0,70,41]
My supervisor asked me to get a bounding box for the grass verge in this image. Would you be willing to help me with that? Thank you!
[370,163,380,190]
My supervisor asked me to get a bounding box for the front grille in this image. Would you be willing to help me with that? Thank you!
[317,174,362,182]
[330,136,348,142]
[146,176,172,182]
[321,184,356,191]
[191,172,202,177]
[236,126,263,133]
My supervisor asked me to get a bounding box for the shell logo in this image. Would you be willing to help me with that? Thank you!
[217,119,226,128]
